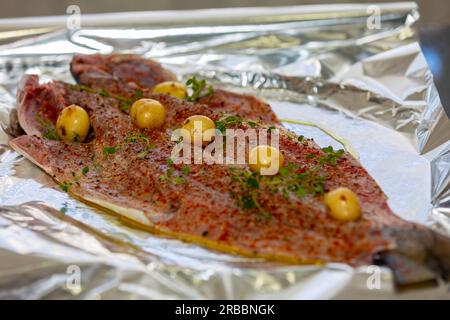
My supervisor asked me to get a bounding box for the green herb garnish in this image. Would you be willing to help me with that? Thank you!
[246,176,259,189]
[125,133,155,159]
[174,176,185,184]
[240,194,256,210]
[185,76,213,102]
[103,146,116,155]
[228,163,328,219]
[136,145,156,159]
[134,89,143,100]
[318,146,345,166]
[36,115,59,140]
[229,168,271,220]
[215,115,244,134]
[279,167,290,176]
[119,99,133,112]
[247,121,257,128]
[126,134,140,143]
[137,150,148,159]
[99,89,109,97]
[74,85,97,94]
[60,181,70,192]
[120,90,144,112]
[159,159,189,184]
[82,166,90,176]
[73,85,143,113]
[182,165,190,176]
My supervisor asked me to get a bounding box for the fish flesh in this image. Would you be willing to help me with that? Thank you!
[70,53,279,124]
[9,64,450,287]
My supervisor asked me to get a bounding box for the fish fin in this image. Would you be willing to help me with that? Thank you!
[17,74,42,136]
[9,135,57,176]
[16,74,66,137]
[9,135,89,178]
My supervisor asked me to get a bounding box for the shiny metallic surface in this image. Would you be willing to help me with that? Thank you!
[0,4,449,299]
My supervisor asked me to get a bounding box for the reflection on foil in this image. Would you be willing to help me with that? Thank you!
[431,144,450,233]
[0,4,449,299]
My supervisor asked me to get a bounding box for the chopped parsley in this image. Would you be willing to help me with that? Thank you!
[240,194,256,210]
[136,146,155,159]
[137,144,156,159]
[134,89,144,100]
[215,115,244,134]
[280,165,326,197]
[36,115,59,140]
[185,76,213,102]
[60,181,70,192]
[267,125,276,133]
[228,162,329,219]
[99,89,109,97]
[124,133,155,159]
[246,176,259,189]
[174,176,185,184]
[279,166,289,176]
[43,130,60,141]
[159,159,190,184]
[126,133,149,143]
[103,146,116,155]
[182,165,190,176]
[159,158,175,182]
[318,146,345,166]
[72,85,143,113]
[119,90,144,112]
[247,121,257,128]
[229,168,271,220]
[73,85,97,95]
[82,166,90,176]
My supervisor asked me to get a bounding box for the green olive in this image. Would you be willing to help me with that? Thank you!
[152,81,187,99]
[181,115,216,145]
[130,99,166,129]
[56,105,90,142]
[324,187,362,222]
[248,145,284,175]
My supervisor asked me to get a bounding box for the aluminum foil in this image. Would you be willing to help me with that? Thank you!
[0,3,449,299]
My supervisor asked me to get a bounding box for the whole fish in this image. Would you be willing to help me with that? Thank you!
[9,69,450,288]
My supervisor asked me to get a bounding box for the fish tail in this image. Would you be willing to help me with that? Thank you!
[376,226,450,288]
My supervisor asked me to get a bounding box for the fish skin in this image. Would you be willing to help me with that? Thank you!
[70,53,279,124]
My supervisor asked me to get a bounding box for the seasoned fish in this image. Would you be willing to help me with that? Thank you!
[10,72,450,287]
[70,53,279,124]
